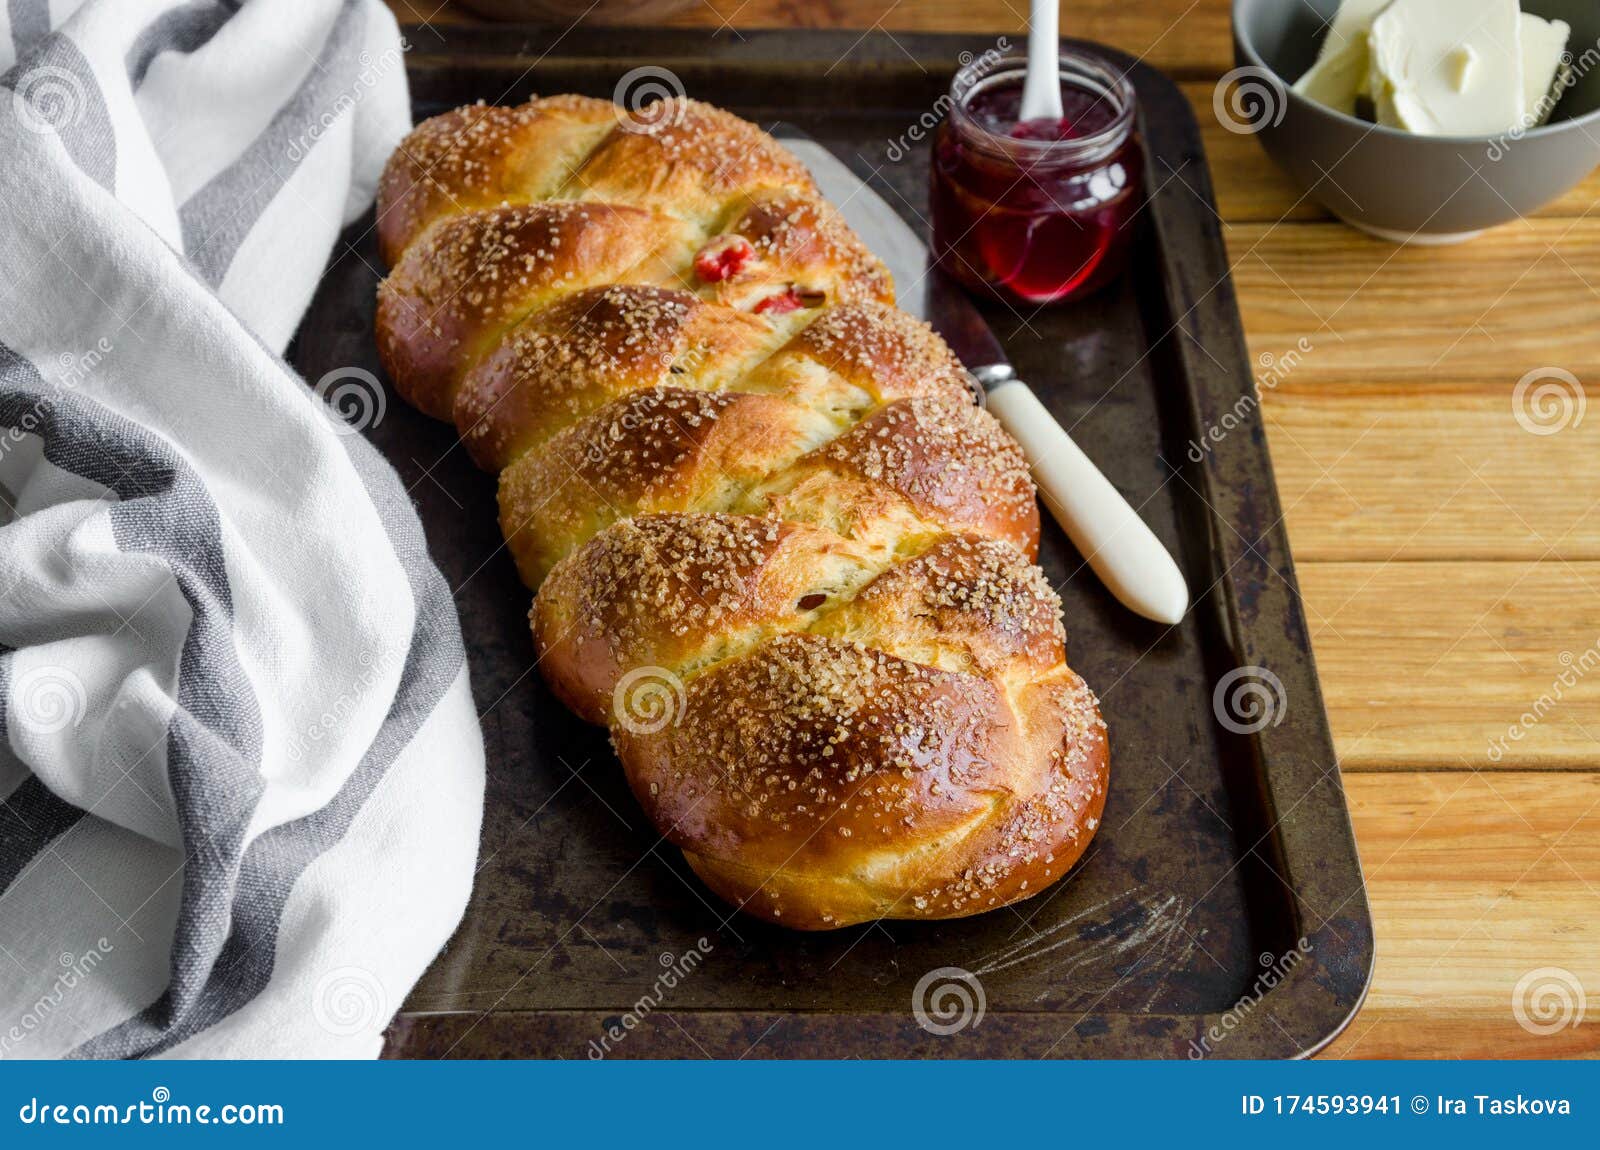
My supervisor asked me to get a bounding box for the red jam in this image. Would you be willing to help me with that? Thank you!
[752,287,802,315]
[693,235,754,282]
[932,50,1142,306]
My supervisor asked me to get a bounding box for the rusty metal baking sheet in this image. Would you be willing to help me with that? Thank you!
[287,26,1373,1059]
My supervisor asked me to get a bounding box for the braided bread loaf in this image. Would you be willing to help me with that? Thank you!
[375,95,1108,930]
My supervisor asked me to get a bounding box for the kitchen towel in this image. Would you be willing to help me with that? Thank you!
[0,0,485,1058]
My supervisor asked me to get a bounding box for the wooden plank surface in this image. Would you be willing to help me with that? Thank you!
[1231,219,1600,383]
[382,0,1600,1060]
[1264,381,1600,561]
[1302,563,1600,770]
[1327,772,1599,1058]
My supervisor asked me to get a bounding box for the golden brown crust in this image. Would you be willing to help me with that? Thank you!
[374,94,1109,931]
[454,285,772,471]
[376,203,691,419]
[757,397,1041,559]
[570,98,816,218]
[533,513,874,724]
[499,388,828,587]
[376,96,619,267]
[812,534,1067,674]
[617,635,1107,930]
[779,301,973,403]
[714,189,895,310]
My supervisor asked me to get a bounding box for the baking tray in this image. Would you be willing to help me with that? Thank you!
[289,26,1373,1059]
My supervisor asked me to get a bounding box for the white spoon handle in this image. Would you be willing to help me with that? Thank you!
[1021,0,1064,121]
[986,379,1190,626]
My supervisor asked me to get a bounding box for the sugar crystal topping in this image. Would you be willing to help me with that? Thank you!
[381,92,1110,924]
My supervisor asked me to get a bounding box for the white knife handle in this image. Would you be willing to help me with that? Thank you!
[985,379,1190,625]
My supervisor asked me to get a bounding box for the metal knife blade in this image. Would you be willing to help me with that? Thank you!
[773,128,1016,385]
[771,124,1189,625]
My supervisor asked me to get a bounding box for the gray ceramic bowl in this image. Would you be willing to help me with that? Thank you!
[1232,0,1600,242]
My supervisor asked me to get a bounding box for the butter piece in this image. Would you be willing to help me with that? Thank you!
[1520,12,1571,125]
[1293,0,1392,114]
[1450,45,1479,93]
[1367,40,1403,128]
[1368,0,1523,135]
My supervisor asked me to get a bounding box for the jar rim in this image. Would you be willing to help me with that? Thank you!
[947,46,1137,162]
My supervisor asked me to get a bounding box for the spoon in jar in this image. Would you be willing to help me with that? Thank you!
[1020,0,1064,122]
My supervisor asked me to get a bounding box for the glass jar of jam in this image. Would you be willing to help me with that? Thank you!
[931,47,1142,306]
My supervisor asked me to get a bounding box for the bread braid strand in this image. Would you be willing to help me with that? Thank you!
[375,95,1108,929]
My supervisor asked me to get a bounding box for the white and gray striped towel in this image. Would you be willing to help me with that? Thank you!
[0,0,486,1058]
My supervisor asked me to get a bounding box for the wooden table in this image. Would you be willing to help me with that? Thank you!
[385,0,1600,1059]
